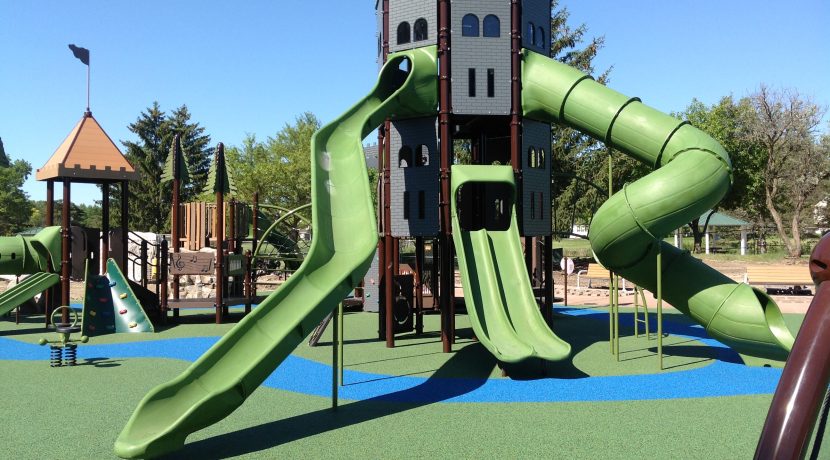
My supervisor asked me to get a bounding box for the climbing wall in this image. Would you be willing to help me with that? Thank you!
[82,258,154,336]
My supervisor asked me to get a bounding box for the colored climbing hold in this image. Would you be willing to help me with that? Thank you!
[119,308,128,315]
[109,281,117,287]
[99,297,108,303]
[89,325,96,331]
[119,293,128,299]
[129,322,137,329]
[90,310,96,317]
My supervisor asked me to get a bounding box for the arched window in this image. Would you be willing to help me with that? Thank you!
[413,18,428,41]
[538,148,546,169]
[415,145,430,166]
[398,146,413,167]
[527,22,535,45]
[377,35,382,55]
[536,26,545,48]
[462,14,479,37]
[397,22,411,45]
[483,15,500,37]
[527,147,537,168]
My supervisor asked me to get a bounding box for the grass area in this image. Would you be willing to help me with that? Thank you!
[0,307,819,459]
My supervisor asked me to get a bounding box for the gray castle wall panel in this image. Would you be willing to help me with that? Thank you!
[389,117,440,237]
[388,0,438,54]
[451,0,511,115]
[522,0,551,55]
[376,1,384,71]
[521,119,551,236]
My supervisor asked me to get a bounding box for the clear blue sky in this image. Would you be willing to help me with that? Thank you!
[1,0,827,204]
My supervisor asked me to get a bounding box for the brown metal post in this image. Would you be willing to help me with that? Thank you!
[755,235,830,459]
[525,236,533,284]
[60,179,71,323]
[101,182,109,273]
[44,180,55,324]
[214,144,226,324]
[438,0,454,353]
[120,181,129,273]
[415,236,424,334]
[383,120,394,347]
[244,250,252,315]
[159,239,168,321]
[510,0,523,227]
[251,192,259,297]
[140,240,148,289]
[228,198,237,254]
[544,235,553,325]
[172,169,181,302]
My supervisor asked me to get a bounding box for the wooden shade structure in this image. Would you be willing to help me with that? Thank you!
[37,111,138,321]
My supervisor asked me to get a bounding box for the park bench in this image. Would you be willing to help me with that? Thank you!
[744,265,814,293]
[576,263,632,293]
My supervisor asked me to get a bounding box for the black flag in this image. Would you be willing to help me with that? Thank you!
[68,44,89,65]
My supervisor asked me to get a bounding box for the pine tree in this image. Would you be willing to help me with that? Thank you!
[0,138,33,235]
[119,102,211,232]
[0,137,10,168]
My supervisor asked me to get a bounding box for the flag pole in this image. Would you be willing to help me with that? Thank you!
[87,62,90,112]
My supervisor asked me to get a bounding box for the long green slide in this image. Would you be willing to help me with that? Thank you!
[522,49,793,360]
[0,271,59,317]
[114,46,438,459]
[451,165,570,363]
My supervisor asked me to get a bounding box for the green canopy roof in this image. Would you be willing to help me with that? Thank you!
[202,142,236,196]
[699,210,749,227]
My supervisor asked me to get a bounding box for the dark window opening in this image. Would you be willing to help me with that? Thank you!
[483,14,500,37]
[529,192,536,220]
[403,191,410,220]
[527,22,535,45]
[397,22,411,45]
[462,14,479,37]
[468,68,476,97]
[398,146,412,167]
[413,18,428,41]
[415,145,430,166]
[536,26,545,48]
[527,147,537,168]
[377,35,382,55]
[418,191,425,219]
[487,69,495,97]
[538,148,545,169]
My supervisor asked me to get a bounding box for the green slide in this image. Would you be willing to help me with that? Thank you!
[0,271,59,317]
[451,165,570,363]
[82,259,154,336]
[114,46,438,459]
[521,49,793,360]
[0,226,61,276]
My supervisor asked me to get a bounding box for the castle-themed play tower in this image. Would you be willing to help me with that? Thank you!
[374,0,555,350]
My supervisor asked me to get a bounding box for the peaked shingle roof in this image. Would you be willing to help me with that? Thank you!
[36,111,138,181]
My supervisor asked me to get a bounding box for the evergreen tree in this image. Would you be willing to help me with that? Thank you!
[120,102,211,232]
[0,138,33,235]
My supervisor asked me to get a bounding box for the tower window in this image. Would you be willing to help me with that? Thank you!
[483,15,500,37]
[538,148,546,169]
[398,146,412,167]
[527,22,535,45]
[418,191,425,219]
[468,68,476,97]
[403,191,410,220]
[462,14,479,37]
[415,145,430,166]
[527,147,537,168]
[414,18,428,41]
[397,22,411,45]
[530,192,536,220]
[487,69,495,97]
[536,26,546,48]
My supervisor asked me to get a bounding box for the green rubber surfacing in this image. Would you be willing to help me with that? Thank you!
[114,46,438,459]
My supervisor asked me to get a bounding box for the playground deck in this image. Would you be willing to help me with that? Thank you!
[0,302,822,459]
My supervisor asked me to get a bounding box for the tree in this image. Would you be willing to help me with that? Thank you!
[745,85,828,258]
[226,113,319,210]
[120,102,212,233]
[548,1,641,236]
[0,138,33,235]
[676,96,767,252]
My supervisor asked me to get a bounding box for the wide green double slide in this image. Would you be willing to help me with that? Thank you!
[114,46,438,459]
[522,49,793,360]
[0,272,59,317]
[451,165,570,362]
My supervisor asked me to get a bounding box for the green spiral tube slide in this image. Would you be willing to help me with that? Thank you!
[522,49,793,360]
[113,46,437,459]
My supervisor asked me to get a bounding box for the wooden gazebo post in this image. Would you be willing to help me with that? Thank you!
[101,183,109,273]
[60,179,71,322]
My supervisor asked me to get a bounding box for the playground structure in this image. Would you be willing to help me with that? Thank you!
[113,1,801,457]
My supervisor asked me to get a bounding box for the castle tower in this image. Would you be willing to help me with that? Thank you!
[374,0,554,350]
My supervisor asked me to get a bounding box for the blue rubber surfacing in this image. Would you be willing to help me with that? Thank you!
[0,307,784,403]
